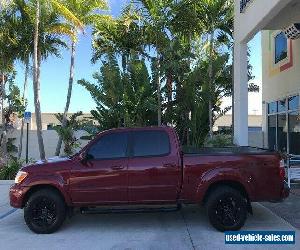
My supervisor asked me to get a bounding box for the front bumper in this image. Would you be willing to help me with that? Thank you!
[9,184,29,208]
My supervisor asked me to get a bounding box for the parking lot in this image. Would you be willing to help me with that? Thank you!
[0,181,299,250]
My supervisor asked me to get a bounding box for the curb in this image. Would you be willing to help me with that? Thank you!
[0,180,14,185]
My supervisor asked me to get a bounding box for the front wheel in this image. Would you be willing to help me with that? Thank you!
[24,189,66,234]
[206,186,247,232]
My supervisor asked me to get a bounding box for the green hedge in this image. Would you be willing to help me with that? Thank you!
[0,159,23,180]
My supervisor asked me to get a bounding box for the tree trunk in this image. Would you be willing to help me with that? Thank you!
[166,73,172,105]
[18,59,29,159]
[33,0,45,160]
[55,41,76,156]
[157,58,162,126]
[1,73,7,163]
[208,31,214,139]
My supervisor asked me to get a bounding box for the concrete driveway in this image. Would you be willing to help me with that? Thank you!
[0,181,299,250]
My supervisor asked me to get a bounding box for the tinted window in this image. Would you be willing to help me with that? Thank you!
[132,131,170,157]
[88,132,128,159]
[268,115,277,150]
[289,112,300,155]
[277,114,287,153]
[275,32,287,64]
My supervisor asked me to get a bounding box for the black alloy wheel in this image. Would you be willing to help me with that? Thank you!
[24,189,66,234]
[206,186,247,232]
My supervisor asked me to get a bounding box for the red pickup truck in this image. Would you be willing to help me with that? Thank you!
[10,126,289,234]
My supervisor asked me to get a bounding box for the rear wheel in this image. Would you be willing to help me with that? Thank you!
[24,189,66,234]
[205,186,247,232]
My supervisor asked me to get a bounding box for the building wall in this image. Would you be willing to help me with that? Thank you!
[234,0,294,43]
[24,113,94,131]
[214,115,262,131]
[261,30,300,148]
[262,31,300,103]
[7,130,90,160]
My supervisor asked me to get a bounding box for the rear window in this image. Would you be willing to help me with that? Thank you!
[132,131,170,157]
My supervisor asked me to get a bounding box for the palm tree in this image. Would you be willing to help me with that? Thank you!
[14,0,34,159]
[32,0,47,159]
[17,57,30,159]
[196,0,233,138]
[29,0,83,160]
[0,4,18,163]
[133,0,176,126]
[55,0,108,156]
[54,111,83,156]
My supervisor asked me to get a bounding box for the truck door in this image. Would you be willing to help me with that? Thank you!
[69,131,129,205]
[128,129,181,203]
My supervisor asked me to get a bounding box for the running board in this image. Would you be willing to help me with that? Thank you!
[80,204,182,215]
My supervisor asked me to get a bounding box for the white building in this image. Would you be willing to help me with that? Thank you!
[234,0,300,155]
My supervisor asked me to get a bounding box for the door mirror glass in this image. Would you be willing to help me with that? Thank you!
[81,153,94,165]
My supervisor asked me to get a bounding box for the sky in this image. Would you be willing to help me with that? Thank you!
[14,0,262,115]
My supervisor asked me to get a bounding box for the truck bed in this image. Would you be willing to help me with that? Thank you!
[182,146,277,156]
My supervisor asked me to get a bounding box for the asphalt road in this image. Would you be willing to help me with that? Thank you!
[0,181,299,250]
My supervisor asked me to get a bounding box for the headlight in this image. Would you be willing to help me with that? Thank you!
[15,171,28,184]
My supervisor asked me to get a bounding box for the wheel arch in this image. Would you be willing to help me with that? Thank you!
[202,180,250,205]
[22,184,70,208]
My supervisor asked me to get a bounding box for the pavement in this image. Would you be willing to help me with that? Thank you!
[0,181,299,250]
[262,185,300,229]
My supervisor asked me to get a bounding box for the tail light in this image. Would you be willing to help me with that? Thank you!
[279,159,286,180]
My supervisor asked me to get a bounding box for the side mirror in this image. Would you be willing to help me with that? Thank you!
[81,153,94,165]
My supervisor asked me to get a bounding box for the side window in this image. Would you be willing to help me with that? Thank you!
[88,132,128,160]
[132,131,170,157]
[275,32,287,64]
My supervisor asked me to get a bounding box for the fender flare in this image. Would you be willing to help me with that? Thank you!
[22,174,72,207]
[194,167,254,203]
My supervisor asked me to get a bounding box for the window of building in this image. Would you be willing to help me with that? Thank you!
[248,127,262,132]
[289,112,300,155]
[47,123,57,130]
[268,102,277,114]
[267,95,300,154]
[289,95,299,111]
[88,132,128,160]
[268,115,277,151]
[132,131,170,157]
[274,32,288,64]
[278,99,287,113]
[277,114,287,152]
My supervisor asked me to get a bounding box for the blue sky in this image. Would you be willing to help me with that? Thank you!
[14,0,262,114]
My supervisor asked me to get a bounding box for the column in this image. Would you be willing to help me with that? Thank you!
[234,42,249,146]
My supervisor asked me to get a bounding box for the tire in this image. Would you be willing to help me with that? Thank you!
[24,189,66,234]
[205,186,247,232]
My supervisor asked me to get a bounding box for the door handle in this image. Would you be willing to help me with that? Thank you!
[163,163,177,168]
[111,165,124,170]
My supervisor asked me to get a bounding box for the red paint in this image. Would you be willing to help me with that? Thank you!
[280,40,293,72]
[10,127,289,208]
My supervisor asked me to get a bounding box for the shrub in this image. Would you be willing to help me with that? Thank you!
[204,134,235,148]
[0,158,23,180]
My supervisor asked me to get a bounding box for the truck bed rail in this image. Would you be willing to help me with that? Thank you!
[183,146,276,156]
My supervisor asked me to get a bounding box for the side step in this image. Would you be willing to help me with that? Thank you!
[80,204,182,215]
